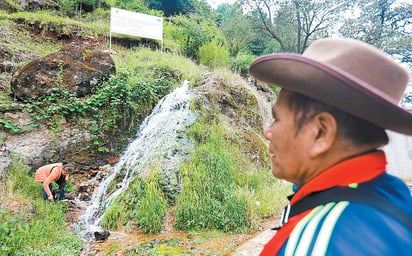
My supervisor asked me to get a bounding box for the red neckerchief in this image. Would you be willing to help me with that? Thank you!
[260,150,386,256]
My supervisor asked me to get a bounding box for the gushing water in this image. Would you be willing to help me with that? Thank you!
[77,80,197,241]
[383,131,412,179]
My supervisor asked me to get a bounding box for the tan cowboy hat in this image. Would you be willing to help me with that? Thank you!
[249,38,412,135]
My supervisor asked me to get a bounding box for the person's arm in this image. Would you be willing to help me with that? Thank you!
[44,167,60,201]
[43,180,53,201]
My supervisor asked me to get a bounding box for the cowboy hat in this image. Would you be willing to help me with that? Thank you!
[249,38,412,135]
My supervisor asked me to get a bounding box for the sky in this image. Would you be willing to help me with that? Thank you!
[207,0,236,9]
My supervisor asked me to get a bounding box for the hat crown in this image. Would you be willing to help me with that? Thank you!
[303,39,409,104]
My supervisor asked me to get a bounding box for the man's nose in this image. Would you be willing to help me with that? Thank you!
[264,126,272,141]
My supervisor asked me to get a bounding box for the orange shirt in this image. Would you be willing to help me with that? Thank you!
[260,150,386,255]
[34,163,63,197]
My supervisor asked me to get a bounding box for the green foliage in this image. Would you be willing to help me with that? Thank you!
[175,122,252,232]
[5,154,40,198]
[103,169,167,234]
[0,156,82,256]
[174,116,289,233]
[101,201,123,230]
[339,0,412,63]
[217,4,255,57]
[168,13,222,58]
[198,39,230,69]
[8,10,107,38]
[133,170,167,233]
[230,52,256,77]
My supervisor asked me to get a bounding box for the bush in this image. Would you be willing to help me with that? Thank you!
[230,52,257,77]
[168,13,220,58]
[198,39,230,69]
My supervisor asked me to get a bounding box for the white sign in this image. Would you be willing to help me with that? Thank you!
[110,8,163,41]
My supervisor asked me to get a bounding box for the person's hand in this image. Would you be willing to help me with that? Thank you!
[48,195,54,201]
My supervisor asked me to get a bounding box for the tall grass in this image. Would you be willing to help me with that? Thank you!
[0,154,82,256]
[102,169,167,233]
[174,119,290,233]
[112,47,203,87]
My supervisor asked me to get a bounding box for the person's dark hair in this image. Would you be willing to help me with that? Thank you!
[63,163,75,173]
[284,91,389,147]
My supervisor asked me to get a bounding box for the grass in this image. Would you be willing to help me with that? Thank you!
[0,154,83,255]
[174,115,290,233]
[102,169,167,234]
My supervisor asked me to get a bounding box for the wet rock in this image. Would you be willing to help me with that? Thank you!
[0,144,11,177]
[94,230,110,241]
[11,45,116,100]
[150,238,161,247]
[80,192,91,201]
[64,192,75,200]
[79,181,91,193]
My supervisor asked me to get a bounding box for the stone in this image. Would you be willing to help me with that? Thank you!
[11,45,116,100]
[19,0,58,11]
[0,144,11,177]
[94,230,110,241]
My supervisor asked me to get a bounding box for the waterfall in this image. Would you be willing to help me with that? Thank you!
[382,131,412,180]
[77,80,197,239]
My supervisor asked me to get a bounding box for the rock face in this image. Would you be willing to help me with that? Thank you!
[11,45,116,100]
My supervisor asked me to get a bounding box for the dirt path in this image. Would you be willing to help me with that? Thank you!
[232,228,276,255]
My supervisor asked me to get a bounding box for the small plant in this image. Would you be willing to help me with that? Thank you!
[198,39,230,69]
[230,52,257,77]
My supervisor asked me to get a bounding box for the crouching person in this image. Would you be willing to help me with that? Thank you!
[34,162,74,201]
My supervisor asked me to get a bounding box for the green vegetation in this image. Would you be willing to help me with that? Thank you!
[102,170,167,234]
[0,155,82,255]
[174,117,289,233]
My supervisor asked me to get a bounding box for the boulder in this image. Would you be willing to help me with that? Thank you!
[11,45,116,100]
[19,0,58,11]
[0,0,18,12]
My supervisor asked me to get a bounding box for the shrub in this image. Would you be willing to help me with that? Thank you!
[198,39,230,69]
[230,52,257,77]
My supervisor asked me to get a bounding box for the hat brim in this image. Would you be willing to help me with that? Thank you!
[249,53,412,135]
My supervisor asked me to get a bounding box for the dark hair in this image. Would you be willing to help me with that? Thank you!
[284,91,389,147]
[63,163,75,173]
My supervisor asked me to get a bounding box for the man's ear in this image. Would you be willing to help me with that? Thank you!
[307,112,338,158]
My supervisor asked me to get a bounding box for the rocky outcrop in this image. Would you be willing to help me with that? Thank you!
[4,119,92,168]
[0,0,18,12]
[18,0,58,11]
[11,45,116,100]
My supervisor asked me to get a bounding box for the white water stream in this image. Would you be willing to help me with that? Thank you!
[76,80,197,241]
[383,131,412,180]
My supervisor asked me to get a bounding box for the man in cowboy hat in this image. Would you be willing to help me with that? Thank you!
[249,38,412,255]
[34,162,74,201]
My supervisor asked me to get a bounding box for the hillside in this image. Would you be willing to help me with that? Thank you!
[0,6,290,256]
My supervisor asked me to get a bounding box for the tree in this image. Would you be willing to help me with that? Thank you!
[168,13,222,58]
[239,0,353,53]
[339,0,412,63]
[147,0,212,16]
[216,3,255,56]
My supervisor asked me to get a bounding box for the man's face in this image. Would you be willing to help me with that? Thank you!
[263,90,311,185]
